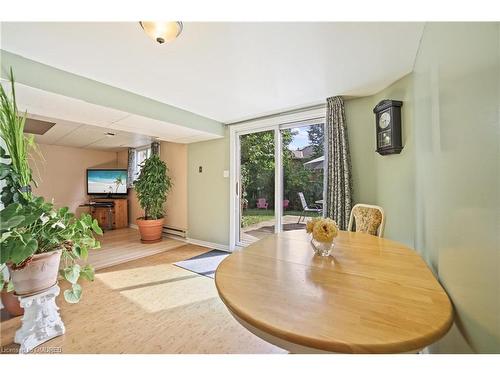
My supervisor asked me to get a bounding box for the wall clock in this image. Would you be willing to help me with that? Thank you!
[373,100,403,155]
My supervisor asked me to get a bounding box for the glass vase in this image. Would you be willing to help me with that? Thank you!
[310,237,334,257]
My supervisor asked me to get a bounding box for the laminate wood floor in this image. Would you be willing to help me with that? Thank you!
[85,228,186,270]
[0,239,285,354]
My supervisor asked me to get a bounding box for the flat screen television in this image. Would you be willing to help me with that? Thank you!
[87,169,128,196]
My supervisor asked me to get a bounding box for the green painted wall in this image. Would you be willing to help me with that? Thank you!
[0,50,224,136]
[184,22,499,352]
[345,96,377,205]
[412,22,499,353]
[187,128,230,245]
[345,74,415,247]
[347,23,499,353]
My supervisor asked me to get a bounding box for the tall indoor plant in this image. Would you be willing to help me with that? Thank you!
[0,69,102,303]
[134,154,172,243]
[0,68,35,205]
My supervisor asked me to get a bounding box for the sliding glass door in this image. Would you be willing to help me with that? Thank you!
[238,130,276,244]
[234,119,325,247]
[280,123,324,232]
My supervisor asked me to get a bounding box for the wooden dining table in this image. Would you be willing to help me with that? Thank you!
[215,230,453,354]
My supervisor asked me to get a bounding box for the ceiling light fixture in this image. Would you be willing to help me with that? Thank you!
[139,21,183,44]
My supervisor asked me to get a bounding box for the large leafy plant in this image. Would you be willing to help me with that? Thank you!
[0,197,103,303]
[0,69,102,303]
[134,154,172,220]
[0,68,36,205]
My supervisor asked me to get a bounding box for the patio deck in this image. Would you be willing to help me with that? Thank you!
[241,214,307,244]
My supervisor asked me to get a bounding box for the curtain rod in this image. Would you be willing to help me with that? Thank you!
[225,103,327,126]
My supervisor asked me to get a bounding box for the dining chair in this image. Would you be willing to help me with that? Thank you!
[347,203,385,237]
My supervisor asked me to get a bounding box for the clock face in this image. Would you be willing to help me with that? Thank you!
[379,111,391,129]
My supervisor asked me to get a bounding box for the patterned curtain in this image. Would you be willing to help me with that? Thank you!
[151,141,160,155]
[325,96,352,230]
[127,148,136,188]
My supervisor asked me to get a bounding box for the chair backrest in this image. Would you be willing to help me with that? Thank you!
[347,203,385,237]
[297,192,308,209]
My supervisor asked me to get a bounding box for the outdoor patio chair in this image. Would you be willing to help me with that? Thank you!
[256,198,269,209]
[297,192,322,223]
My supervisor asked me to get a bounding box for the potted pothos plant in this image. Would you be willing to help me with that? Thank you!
[134,154,172,243]
[1,198,102,302]
[0,69,102,303]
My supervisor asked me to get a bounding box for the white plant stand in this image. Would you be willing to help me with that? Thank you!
[14,285,65,354]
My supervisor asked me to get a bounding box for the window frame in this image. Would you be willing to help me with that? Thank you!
[229,106,327,251]
[133,145,152,181]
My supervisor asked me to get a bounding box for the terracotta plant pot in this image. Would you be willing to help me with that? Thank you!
[8,250,62,296]
[1,291,24,316]
[136,217,164,244]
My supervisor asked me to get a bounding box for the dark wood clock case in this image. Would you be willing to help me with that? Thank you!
[373,100,403,155]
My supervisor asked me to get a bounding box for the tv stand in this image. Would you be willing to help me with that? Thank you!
[93,194,127,200]
[87,198,128,230]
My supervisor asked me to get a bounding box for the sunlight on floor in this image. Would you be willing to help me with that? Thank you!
[96,263,219,313]
[97,263,192,289]
[119,281,217,313]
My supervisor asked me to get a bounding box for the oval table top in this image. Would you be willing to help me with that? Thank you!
[215,230,454,353]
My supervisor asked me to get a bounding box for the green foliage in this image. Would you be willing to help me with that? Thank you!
[0,147,23,206]
[133,154,172,220]
[0,68,38,205]
[0,70,101,303]
[79,265,95,281]
[63,283,82,304]
[240,131,280,171]
[114,175,124,193]
[241,209,321,228]
[241,211,274,227]
[240,130,295,208]
[307,124,325,158]
[240,127,324,211]
[0,196,102,303]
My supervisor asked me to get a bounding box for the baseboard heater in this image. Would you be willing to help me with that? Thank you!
[162,225,187,239]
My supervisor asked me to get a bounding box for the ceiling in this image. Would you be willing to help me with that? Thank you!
[0,81,222,147]
[26,113,154,152]
[0,22,424,123]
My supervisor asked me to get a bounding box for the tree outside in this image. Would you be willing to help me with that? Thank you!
[240,124,324,230]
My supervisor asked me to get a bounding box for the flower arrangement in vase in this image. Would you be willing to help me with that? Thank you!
[306,217,339,256]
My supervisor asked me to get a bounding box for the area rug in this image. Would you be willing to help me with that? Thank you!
[173,250,229,279]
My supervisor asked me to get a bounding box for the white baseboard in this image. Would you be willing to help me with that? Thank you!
[130,224,229,251]
[129,223,188,242]
[165,234,188,242]
[186,238,231,252]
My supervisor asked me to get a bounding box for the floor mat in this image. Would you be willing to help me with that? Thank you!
[173,250,229,279]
